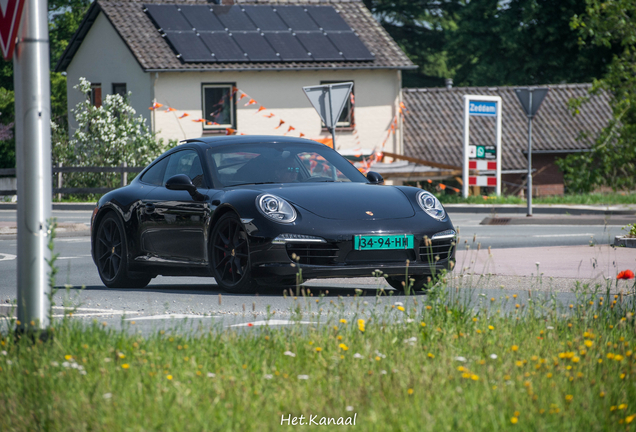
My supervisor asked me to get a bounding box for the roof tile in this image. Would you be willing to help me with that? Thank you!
[77,0,415,71]
[402,84,612,171]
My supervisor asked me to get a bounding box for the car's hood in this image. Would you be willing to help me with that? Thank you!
[252,183,416,220]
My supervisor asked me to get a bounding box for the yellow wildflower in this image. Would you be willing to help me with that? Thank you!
[339,319,347,324]
[488,325,494,330]
[64,355,72,361]
[619,404,627,410]
[511,345,519,352]
[511,417,518,424]
[565,395,573,402]
[167,375,173,380]
[357,319,365,332]
[420,322,426,327]
[407,388,414,395]
[315,347,322,352]
[397,306,405,312]
[427,353,435,359]
[339,343,349,351]
[122,364,130,369]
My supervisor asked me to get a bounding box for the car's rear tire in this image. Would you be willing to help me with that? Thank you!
[385,275,428,293]
[95,212,151,288]
[210,213,257,293]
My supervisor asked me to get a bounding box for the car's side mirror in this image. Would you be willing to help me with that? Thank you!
[366,171,384,185]
[165,174,206,201]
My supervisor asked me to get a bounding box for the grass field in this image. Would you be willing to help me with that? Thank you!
[1,277,635,431]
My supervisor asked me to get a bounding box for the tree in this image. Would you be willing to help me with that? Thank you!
[362,0,456,87]
[557,0,636,192]
[0,0,90,169]
[364,0,618,88]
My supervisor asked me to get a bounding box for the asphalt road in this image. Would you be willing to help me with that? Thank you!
[0,209,632,333]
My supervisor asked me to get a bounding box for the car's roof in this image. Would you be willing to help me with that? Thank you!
[182,135,328,149]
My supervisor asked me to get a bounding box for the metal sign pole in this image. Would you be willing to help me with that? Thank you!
[14,0,52,331]
[526,92,533,217]
[328,85,337,151]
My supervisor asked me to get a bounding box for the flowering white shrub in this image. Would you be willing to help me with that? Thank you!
[51,78,174,194]
[69,77,168,168]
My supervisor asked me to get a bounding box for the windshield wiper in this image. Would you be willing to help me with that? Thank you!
[230,182,278,186]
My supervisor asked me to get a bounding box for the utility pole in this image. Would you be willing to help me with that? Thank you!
[14,0,53,331]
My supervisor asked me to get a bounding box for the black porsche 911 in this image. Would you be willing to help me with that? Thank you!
[91,135,456,293]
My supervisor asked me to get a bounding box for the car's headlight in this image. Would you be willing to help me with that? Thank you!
[417,191,446,220]
[257,194,297,223]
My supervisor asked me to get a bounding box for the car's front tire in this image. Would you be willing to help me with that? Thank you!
[210,213,257,293]
[95,212,151,288]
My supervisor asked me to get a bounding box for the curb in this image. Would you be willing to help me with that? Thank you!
[0,203,97,211]
[445,204,636,216]
[480,216,634,226]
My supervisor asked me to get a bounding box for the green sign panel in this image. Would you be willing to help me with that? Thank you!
[476,146,485,159]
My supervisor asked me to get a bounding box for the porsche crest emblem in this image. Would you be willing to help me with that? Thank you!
[365,211,374,216]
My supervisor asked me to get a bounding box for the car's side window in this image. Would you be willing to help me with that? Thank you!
[163,150,206,188]
[139,156,169,186]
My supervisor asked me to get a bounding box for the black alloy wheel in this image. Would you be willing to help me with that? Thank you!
[210,213,257,293]
[95,212,151,288]
[385,275,428,293]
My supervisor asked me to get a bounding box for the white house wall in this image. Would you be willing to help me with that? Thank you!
[153,69,402,154]
[65,12,152,134]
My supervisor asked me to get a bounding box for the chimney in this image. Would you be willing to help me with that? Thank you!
[445,78,453,90]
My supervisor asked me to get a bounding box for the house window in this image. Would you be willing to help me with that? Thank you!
[202,83,236,131]
[90,83,102,107]
[112,83,127,97]
[320,81,354,129]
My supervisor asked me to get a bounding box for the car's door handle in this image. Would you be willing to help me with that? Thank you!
[145,203,155,213]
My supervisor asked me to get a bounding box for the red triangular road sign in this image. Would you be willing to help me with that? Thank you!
[1,0,26,60]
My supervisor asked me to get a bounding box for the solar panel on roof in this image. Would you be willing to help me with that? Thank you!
[199,31,247,62]
[275,6,320,31]
[264,32,312,61]
[144,4,192,31]
[232,32,280,62]
[212,6,256,31]
[163,31,215,62]
[296,32,343,61]
[306,7,351,31]
[146,4,374,64]
[327,32,374,61]
[243,6,288,31]
[180,5,225,31]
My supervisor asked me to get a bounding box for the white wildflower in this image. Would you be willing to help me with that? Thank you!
[454,356,467,362]
[103,393,112,399]
[284,351,296,357]
[264,374,273,380]
[346,406,354,412]
[490,354,498,360]
[207,373,216,378]
[353,353,364,359]
[298,375,309,380]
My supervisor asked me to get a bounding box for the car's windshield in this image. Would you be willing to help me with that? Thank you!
[207,142,368,188]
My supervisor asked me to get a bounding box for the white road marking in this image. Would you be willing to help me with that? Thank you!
[125,314,220,321]
[56,238,91,243]
[532,233,595,238]
[230,319,314,327]
[57,255,91,260]
[0,253,17,262]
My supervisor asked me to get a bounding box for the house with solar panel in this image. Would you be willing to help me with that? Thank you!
[56,0,415,156]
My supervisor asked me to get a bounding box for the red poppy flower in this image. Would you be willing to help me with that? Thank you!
[247,323,253,327]
[617,270,635,280]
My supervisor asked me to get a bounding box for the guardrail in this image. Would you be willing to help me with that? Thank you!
[0,163,144,197]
